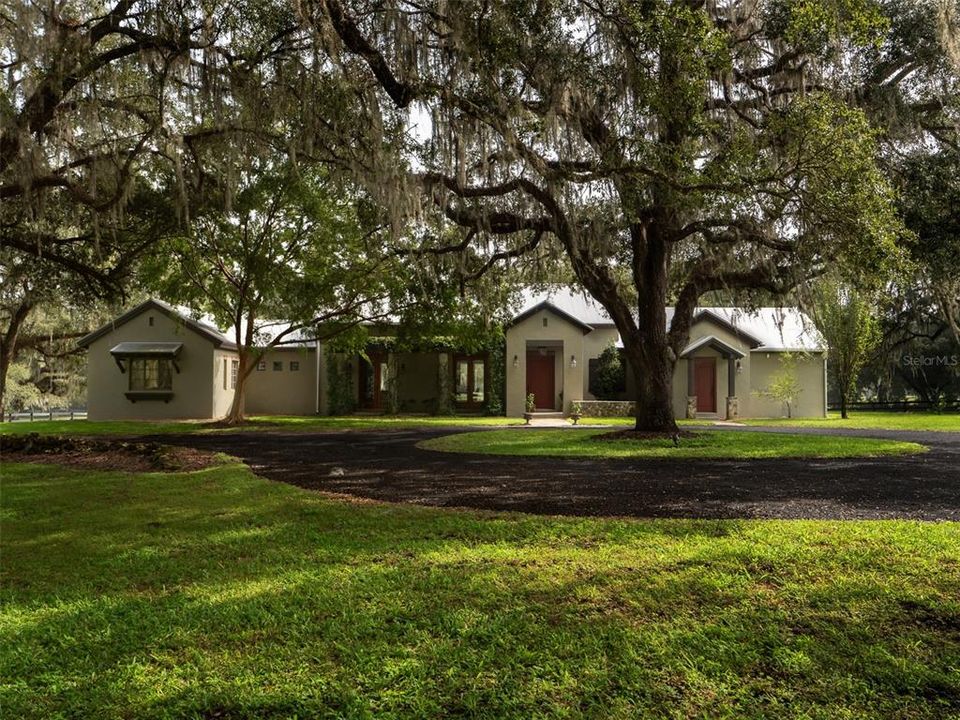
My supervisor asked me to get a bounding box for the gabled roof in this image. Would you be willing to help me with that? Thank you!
[507,299,594,333]
[685,307,824,352]
[511,287,823,352]
[679,335,746,359]
[689,309,764,348]
[77,298,237,350]
[511,288,614,328]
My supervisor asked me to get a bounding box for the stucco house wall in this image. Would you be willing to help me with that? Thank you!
[749,351,827,418]
[245,347,318,416]
[505,307,586,416]
[504,300,827,420]
[84,310,220,421]
[396,352,441,413]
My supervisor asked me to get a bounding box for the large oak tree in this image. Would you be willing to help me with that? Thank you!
[307,0,906,430]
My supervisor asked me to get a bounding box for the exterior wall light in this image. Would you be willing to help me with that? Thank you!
[512,354,519,368]
[736,359,743,374]
[570,355,577,368]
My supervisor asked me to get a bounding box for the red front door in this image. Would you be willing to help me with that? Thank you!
[526,351,556,410]
[694,357,717,413]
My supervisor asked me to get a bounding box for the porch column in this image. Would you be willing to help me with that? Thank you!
[386,352,399,414]
[726,356,740,419]
[437,352,453,415]
[685,358,697,419]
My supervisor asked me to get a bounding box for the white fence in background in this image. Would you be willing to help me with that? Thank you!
[4,410,88,423]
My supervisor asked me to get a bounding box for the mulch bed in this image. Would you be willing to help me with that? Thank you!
[1,434,217,473]
[593,429,700,442]
[202,419,285,430]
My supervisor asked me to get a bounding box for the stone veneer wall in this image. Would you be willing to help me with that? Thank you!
[578,400,635,417]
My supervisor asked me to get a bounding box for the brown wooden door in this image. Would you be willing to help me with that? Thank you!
[694,357,717,413]
[526,351,556,410]
[359,354,388,409]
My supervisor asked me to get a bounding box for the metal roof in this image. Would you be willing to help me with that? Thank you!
[507,299,595,333]
[513,288,614,327]
[513,287,824,352]
[78,298,237,350]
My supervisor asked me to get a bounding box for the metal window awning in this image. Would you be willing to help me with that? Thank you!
[110,342,183,373]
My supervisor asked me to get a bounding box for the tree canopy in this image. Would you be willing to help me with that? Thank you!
[306,0,917,429]
[147,163,415,422]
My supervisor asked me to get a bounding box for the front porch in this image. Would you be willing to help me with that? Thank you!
[681,336,744,421]
[326,346,500,415]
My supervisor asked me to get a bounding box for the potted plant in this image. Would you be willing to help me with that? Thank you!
[569,400,583,425]
[523,393,536,424]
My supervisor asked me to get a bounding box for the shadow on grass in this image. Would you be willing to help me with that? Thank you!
[2,462,959,718]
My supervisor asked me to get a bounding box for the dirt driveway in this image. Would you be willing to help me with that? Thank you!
[165,426,960,521]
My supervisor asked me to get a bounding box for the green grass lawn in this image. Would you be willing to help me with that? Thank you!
[738,411,960,432]
[581,411,960,432]
[1,461,958,718]
[2,411,955,439]
[0,414,523,437]
[420,428,926,459]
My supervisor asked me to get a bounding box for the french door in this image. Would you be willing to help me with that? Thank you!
[453,354,487,409]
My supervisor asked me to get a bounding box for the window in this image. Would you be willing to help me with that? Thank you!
[290,361,300,371]
[273,361,283,371]
[230,360,239,389]
[148,316,154,327]
[453,354,487,407]
[129,358,173,391]
[542,317,548,327]
[257,360,266,371]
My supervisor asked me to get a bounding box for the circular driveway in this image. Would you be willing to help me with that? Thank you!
[168,426,960,521]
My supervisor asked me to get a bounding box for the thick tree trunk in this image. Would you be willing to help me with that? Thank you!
[627,345,677,432]
[565,216,682,433]
[625,226,680,434]
[0,344,13,422]
[0,302,34,422]
[840,394,849,419]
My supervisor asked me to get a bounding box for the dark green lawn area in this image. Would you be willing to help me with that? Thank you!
[583,411,960,432]
[420,429,926,459]
[2,461,958,718]
[738,411,960,432]
[1,411,956,438]
[0,414,523,437]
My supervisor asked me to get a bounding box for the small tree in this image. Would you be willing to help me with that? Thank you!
[812,281,882,419]
[151,167,411,424]
[757,353,804,418]
[592,344,625,401]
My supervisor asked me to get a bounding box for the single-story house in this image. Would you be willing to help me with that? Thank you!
[77,299,318,421]
[79,290,826,421]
